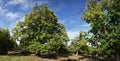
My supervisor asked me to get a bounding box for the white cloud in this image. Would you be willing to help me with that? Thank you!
[0,0,3,5]
[59,20,90,40]
[0,8,8,14]
[11,17,24,28]
[8,0,30,10]
[81,23,90,27]
[1,0,48,36]
[1,8,23,21]
[8,0,26,5]
[0,0,6,14]
[67,29,90,40]
[6,12,19,20]
[53,3,64,12]
[19,17,24,21]
[67,31,79,39]
[0,0,22,21]
[8,0,48,10]
[70,20,74,24]
[37,0,48,5]
[9,17,24,35]
[22,3,30,10]
[0,0,2,3]
[66,24,90,40]
[59,19,68,24]
[73,23,90,29]
[59,19,74,25]
[0,23,4,28]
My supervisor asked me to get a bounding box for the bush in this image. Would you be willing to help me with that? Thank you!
[47,40,68,53]
[27,40,68,55]
[0,28,15,54]
[27,41,49,55]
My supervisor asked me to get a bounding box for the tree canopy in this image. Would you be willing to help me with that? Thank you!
[83,0,120,60]
[69,31,89,55]
[0,28,15,54]
[12,4,68,54]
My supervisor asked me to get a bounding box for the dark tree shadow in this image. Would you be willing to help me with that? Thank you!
[38,53,57,59]
[37,53,72,59]
[78,55,115,61]
[7,51,31,56]
[5,51,116,61]
[56,53,72,57]
[63,58,78,61]
[5,51,73,59]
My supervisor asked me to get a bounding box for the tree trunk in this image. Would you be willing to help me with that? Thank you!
[116,53,119,61]
[115,50,120,61]
[76,50,78,56]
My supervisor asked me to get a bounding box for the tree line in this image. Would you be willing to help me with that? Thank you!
[0,0,120,61]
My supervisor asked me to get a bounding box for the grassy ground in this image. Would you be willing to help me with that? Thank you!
[0,52,114,61]
[0,54,86,61]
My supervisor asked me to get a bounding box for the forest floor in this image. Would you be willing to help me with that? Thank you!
[0,51,114,61]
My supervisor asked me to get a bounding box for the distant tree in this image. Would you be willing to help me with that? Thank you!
[83,0,120,60]
[47,23,68,53]
[0,28,15,54]
[12,4,68,54]
[70,31,89,55]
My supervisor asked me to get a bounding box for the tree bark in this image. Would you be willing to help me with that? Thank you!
[115,50,120,61]
[76,50,78,56]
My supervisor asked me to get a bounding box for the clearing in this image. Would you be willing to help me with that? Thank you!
[0,52,113,61]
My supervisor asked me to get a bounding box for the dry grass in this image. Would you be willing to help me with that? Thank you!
[0,52,115,61]
[0,55,53,61]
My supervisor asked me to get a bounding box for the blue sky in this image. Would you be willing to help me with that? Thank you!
[0,0,91,39]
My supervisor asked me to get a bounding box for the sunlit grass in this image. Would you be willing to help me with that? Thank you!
[0,55,52,61]
[0,53,114,61]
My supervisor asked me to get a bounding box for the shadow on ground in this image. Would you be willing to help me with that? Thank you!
[78,55,115,61]
[5,52,115,61]
[7,52,72,59]
[37,53,72,59]
[61,54,116,61]
[63,58,78,61]
[7,51,31,56]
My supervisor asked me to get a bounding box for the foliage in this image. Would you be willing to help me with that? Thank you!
[83,0,120,59]
[0,28,16,54]
[12,4,68,54]
[69,31,89,54]
[48,39,68,53]
[27,41,49,53]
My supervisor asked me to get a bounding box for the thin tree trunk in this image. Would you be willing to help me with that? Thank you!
[115,50,120,61]
[116,53,120,61]
[76,50,78,56]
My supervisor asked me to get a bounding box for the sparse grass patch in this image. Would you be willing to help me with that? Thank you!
[0,52,115,61]
[0,55,53,61]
